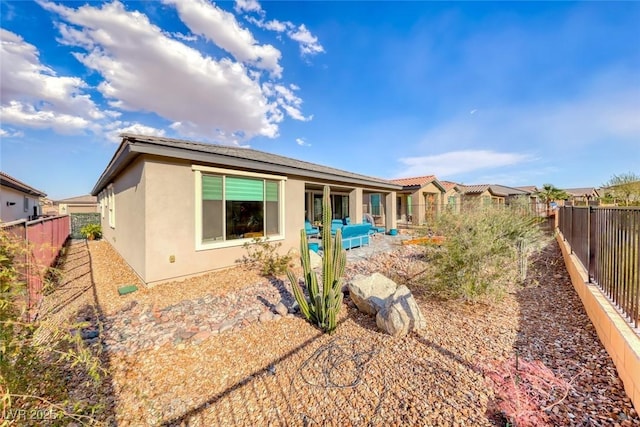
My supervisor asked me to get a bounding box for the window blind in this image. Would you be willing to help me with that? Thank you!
[266,181,278,202]
[226,176,264,201]
[202,175,223,200]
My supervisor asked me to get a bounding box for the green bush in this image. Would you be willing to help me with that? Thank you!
[424,205,545,302]
[239,237,293,276]
[79,223,102,240]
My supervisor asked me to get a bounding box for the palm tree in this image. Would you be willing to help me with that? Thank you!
[536,184,569,216]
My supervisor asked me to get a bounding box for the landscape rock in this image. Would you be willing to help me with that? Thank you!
[309,249,322,269]
[259,311,274,322]
[275,301,288,316]
[348,273,398,316]
[375,285,426,337]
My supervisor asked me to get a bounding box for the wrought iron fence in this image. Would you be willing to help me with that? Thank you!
[559,206,640,328]
[1,215,70,321]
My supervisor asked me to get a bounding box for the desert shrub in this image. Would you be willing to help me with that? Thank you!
[239,237,293,276]
[424,205,545,302]
[0,226,104,425]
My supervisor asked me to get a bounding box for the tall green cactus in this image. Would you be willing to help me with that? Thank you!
[287,185,346,334]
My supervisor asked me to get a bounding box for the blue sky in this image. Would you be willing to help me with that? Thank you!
[1,0,638,200]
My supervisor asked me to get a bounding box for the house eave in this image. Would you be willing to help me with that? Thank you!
[0,178,46,197]
[92,137,403,194]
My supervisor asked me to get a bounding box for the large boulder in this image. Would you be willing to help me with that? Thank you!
[309,250,322,269]
[348,273,397,316]
[375,285,426,337]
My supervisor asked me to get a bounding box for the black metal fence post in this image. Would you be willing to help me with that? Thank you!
[588,206,596,283]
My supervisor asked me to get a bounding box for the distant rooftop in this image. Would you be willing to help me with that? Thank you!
[460,184,530,197]
[390,175,437,187]
[56,194,97,204]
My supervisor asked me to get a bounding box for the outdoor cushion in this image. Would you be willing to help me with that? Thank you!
[305,219,319,237]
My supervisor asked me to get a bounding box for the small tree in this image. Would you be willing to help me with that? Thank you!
[287,186,346,334]
[604,172,640,206]
[535,184,569,215]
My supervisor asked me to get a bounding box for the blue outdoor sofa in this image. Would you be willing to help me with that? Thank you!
[340,223,371,250]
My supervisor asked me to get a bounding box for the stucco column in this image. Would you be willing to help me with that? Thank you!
[385,191,397,230]
[416,191,425,225]
[349,188,363,224]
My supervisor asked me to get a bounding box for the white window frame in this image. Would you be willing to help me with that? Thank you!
[100,191,106,219]
[24,196,29,213]
[193,165,286,251]
[107,185,115,229]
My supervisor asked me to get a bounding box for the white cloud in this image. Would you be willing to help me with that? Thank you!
[295,137,311,147]
[163,0,282,77]
[0,28,104,132]
[288,24,324,56]
[104,121,166,143]
[263,19,288,33]
[397,150,532,178]
[40,0,309,143]
[246,17,324,57]
[0,128,24,138]
[234,0,262,14]
[271,84,312,121]
[0,100,93,134]
[172,32,197,42]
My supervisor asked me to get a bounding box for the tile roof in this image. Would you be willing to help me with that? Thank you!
[459,184,490,194]
[460,184,529,197]
[515,186,538,193]
[563,187,600,197]
[56,194,98,204]
[389,175,437,187]
[93,134,402,194]
[440,181,460,191]
[0,171,46,197]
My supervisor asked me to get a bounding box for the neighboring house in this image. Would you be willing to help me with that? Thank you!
[458,184,531,209]
[91,134,401,286]
[441,181,464,213]
[515,185,545,216]
[0,171,46,223]
[56,195,99,214]
[389,175,446,225]
[563,187,600,206]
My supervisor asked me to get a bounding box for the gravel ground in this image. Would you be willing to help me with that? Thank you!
[42,238,639,426]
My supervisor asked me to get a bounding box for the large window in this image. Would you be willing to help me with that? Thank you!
[198,170,284,247]
[310,192,349,221]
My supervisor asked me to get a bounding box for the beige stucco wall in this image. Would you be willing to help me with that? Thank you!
[101,157,147,281]
[141,158,307,285]
[444,188,461,213]
[59,204,100,214]
[0,186,40,222]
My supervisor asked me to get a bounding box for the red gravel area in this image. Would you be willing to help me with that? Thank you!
[43,238,638,426]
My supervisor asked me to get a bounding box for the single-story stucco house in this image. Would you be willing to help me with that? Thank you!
[562,187,600,206]
[457,184,531,209]
[389,175,446,226]
[0,171,46,223]
[56,194,99,214]
[91,134,401,286]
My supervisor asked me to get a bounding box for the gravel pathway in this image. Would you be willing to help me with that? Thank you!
[43,237,639,426]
